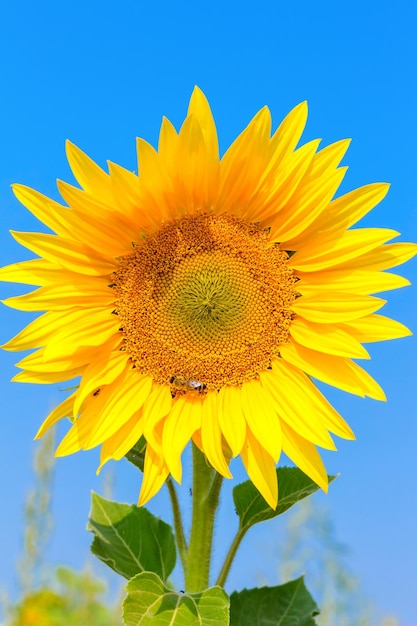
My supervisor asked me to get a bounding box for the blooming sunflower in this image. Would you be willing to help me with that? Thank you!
[2,88,415,509]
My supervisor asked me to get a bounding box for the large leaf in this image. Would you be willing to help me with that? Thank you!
[234,467,336,531]
[122,572,230,626]
[230,577,319,626]
[88,493,176,581]
[125,436,147,472]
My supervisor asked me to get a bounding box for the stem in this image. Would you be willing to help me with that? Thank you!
[215,527,248,588]
[166,476,188,574]
[184,443,223,592]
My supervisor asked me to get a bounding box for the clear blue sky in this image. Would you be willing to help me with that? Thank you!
[0,0,416,623]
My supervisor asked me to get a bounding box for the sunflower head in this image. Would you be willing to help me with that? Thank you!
[1,87,415,509]
[113,211,297,391]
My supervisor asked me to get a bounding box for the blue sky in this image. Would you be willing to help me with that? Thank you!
[0,0,416,623]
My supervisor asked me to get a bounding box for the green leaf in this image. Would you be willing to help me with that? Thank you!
[125,435,147,472]
[87,493,176,581]
[122,572,230,626]
[229,577,319,626]
[234,467,336,532]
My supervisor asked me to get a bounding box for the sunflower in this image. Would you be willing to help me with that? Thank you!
[1,88,415,509]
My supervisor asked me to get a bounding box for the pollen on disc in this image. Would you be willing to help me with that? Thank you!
[113,213,297,390]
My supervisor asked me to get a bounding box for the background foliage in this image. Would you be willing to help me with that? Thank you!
[1,432,401,625]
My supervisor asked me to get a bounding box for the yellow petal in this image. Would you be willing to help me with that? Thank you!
[297,269,411,295]
[142,385,173,451]
[347,361,386,401]
[281,421,328,492]
[271,359,355,440]
[218,107,272,213]
[192,428,203,451]
[136,137,176,221]
[84,370,152,449]
[341,314,412,343]
[162,396,202,483]
[290,316,370,359]
[270,139,350,242]
[2,280,115,312]
[98,410,144,465]
[55,419,90,456]
[290,228,399,272]
[240,379,282,461]
[43,309,120,360]
[254,140,321,223]
[108,161,159,231]
[265,101,308,174]
[322,182,390,230]
[10,231,115,276]
[35,393,76,439]
[260,365,337,449]
[218,385,247,457]
[12,368,81,384]
[138,446,170,506]
[73,350,129,416]
[272,167,347,243]
[187,86,219,164]
[2,311,63,351]
[158,116,179,169]
[279,341,366,397]
[307,138,351,176]
[284,183,390,249]
[291,292,385,323]
[15,346,90,372]
[12,184,73,237]
[0,259,61,286]
[57,382,121,455]
[341,242,417,272]
[200,391,232,478]
[177,113,217,212]
[65,140,113,203]
[137,137,164,182]
[56,180,136,256]
[240,428,278,509]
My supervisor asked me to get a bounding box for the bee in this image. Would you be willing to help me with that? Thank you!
[170,376,206,394]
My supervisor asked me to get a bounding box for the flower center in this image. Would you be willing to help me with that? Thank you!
[113,213,297,392]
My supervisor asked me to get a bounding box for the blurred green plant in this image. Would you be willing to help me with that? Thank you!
[17,429,55,594]
[9,567,121,626]
[3,427,121,626]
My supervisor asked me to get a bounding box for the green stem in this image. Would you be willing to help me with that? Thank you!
[166,476,188,575]
[184,443,223,592]
[215,527,248,588]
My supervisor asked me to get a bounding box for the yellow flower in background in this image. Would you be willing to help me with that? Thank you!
[1,88,415,508]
